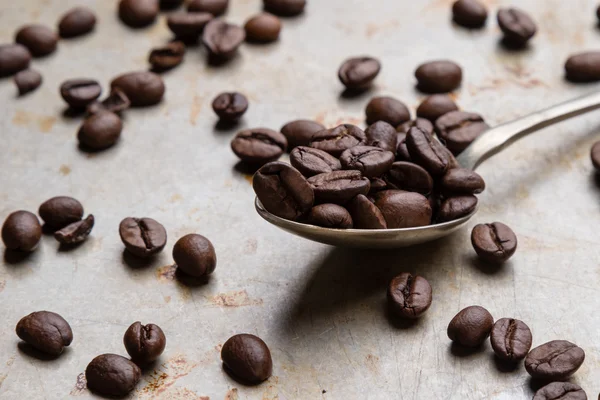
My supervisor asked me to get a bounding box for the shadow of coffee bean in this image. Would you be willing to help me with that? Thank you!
[175,267,210,287]
[4,248,33,265]
[449,342,487,358]
[17,342,63,361]
[121,249,155,269]
[492,354,521,373]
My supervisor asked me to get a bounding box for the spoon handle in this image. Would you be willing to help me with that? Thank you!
[456,91,600,170]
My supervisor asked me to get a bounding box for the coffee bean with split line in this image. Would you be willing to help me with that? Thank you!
[111,71,165,107]
[384,161,433,195]
[438,195,477,222]
[60,79,102,109]
[308,170,370,204]
[435,111,488,154]
[290,146,341,177]
[306,204,353,229]
[490,318,532,361]
[123,322,166,365]
[281,120,325,150]
[525,340,585,381]
[119,217,167,258]
[346,194,387,229]
[406,127,455,176]
[231,128,287,165]
[365,121,397,153]
[212,92,248,122]
[471,222,517,263]
[149,41,185,71]
[167,12,213,41]
[440,168,485,195]
[497,8,536,47]
[203,20,245,60]
[388,273,432,319]
[338,57,381,90]
[339,146,395,178]
[533,382,587,400]
[309,124,366,157]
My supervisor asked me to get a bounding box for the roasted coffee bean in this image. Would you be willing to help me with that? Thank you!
[373,190,432,228]
[452,0,488,28]
[397,118,434,135]
[365,96,411,127]
[263,0,306,16]
[172,233,217,278]
[497,8,536,47]
[384,161,433,195]
[14,69,42,95]
[440,168,485,195]
[338,57,381,90]
[231,128,287,165]
[60,79,102,109]
[167,12,213,41]
[306,204,353,229]
[39,196,84,230]
[149,41,185,71]
[222,334,272,384]
[438,195,477,222]
[58,7,97,38]
[347,194,387,229]
[2,211,41,251]
[525,340,585,381]
[308,170,370,204]
[119,0,159,28]
[309,124,366,157]
[416,95,459,123]
[490,318,532,361]
[592,141,600,170]
[533,382,587,400]
[188,0,228,15]
[435,111,488,154]
[111,71,165,107]
[77,111,123,150]
[253,162,314,220]
[245,13,281,43]
[202,20,245,60]
[54,214,94,244]
[290,146,341,177]
[15,25,58,57]
[119,217,167,258]
[340,146,395,178]
[447,305,493,347]
[471,222,517,263]
[368,177,388,195]
[0,44,31,77]
[396,132,412,161]
[415,60,462,93]
[87,89,131,115]
[16,311,72,356]
[388,273,432,319]
[124,322,166,364]
[565,52,600,83]
[281,120,325,150]
[212,92,248,122]
[160,0,184,10]
[365,121,397,153]
[406,127,455,176]
[86,354,141,397]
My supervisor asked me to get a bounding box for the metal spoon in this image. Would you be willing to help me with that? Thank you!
[255,91,600,248]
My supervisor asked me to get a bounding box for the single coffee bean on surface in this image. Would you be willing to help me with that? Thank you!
[87,89,131,115]
[124,322,166,364]
[384,161,434,195]
[281,120,325,150]
[15,24,58,57]
[347,194,387,229]
[373,190,432,228]
[290,146,341,177]
[58,7,97,38]
[340,146,395,178]
[525,340,585,381]
[497,8,537,47]
[263,0,306,16]
[438,195,477,222]
[406,127,454,176]
[16,311,73,356]
[490,318,532,361]
[221,334,273,384]
[365,121,397,153]
[309,124,366,157]
[39,196,84,230]
[397,118,434,135]
[365,96,411,127]
[565,52,600,83]
[2,211,41,251]
[212,92,248,122]
[591,141,600,170]
[388,273,432,319]
[167,12,214,41]
[308,170,370,204]
[452,0,488,28]
[441,168,485,195]
[231,128,287,165]
[86,354,141,397]
[54,214,94,245]
[447,305,493,347]
[77,111,123,150]
[202,19,245,61]
[306,204,353,229]
[245,13,281,43]
[172,234,217,278]
[471,222,517,263]
[188,0,229,15]
[119,0,159,28]
[415,60,462,93]
[149,41,186,71]
[417,94,459,123]
[533,382,587,400]
[60,79,102,109]
[0,44,31,77]
[111,71,165,107]
[14,69,42,95]
[119,217,167,258]
[338,57,381,90]
[435,111,488,154]
[253,162,314,220]
[160,0,184,10]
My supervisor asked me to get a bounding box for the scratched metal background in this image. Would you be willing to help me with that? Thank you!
[0,0,599,399]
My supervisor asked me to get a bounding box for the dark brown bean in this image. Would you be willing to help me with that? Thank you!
[447,305,493,347]
[306,204,353,229]
[372,190,432,228]
[533,382,587,400]
[2,211,42,251]
[149,41,186,71]
[245,13,281,43]
[452,0,488,28]
[15,24,58,57]
[281,120,325,150]
[565,52,600,83]
[415,60,462,93]
[39,196,84,230]
[188,0,228,16]
[308,170,370,204]
[497,8,537,47]
[490,318,532,361]
[416,95,459,122]
[212,92,248,122]
[0,44,31,77]
[263,0,306,17]
[384,161,433,195]
[406,127,455,176]
[60,79,102,109]
[435,111,489,154]
[110,71,165,107]
[16,311,73,356]
[167,12,214,41]
[471,222,517,263]
[119,0,159,28]
[397,118,434,135]
[346,194,387,229]
[395,132,412,162]
[290,146,341,177]
[592,141,600,170]
[202,19,245,61]
[86,354,141,397]
[525,340,585,381]
[54,215,94,245]
[388,273,432,319]
[440,168,485,195]
[124,322,166,364]
[309,124,366,157]
[221,334,272,384]
[438,195,477,222]
[119,217,167,258]
[231,128,287,165]
[172,233,217,278]
[14,69,42,95]
[365,121,398,153]
[87,89,131,115]
[339,146,395,178]
[77,111,123,150]
[368,177,388,195]
[338,57,381,90]
[365,96,411,126]
[58,7,97,38]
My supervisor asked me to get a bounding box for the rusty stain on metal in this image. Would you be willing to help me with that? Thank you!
[69,373,87,396]
[190,95,203,126]
[243,174,253,185]
[0,279,5,293]
[164,295,171,303]
[208,290,263,308]
[260,376,279,400]
[157,265,177,282]
[59,165,71,176]
[12,110,56,133]
[245,238,257,254]
[224,388,239,400]
[365,20,400,38]
[364,354,380,375]
[170,194,183,203]
[140,354,199,396]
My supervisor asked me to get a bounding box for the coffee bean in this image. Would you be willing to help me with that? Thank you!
[54,214,94,245]
[308,170,370,204]
[384,161,433,195]
[415,60,462,94]
[167,12,214,41]
[16,311,73,356]
[471,222,517,263]
[15,24,58,57]
[306,204,353,229]
[231,128,287,165]
[366,96,411,127]
[309,124,366,157]
[14,69,42,95]
[591,141,600,170]
[490,318,532,361]
[119,217,167,258]
[347,194,387,229]
[365,121,397,153]
[123,322,166,364]
[149,41,186,71]
[111,71,165,107]
[368,177,388,195]
[263,0,306,17]
[77,111,123,150]
[533,382,587,400]
[202,20,245,61]
[397,118,434,135]
[245,13,281,43]
[435,111,488,154]
[372,190,432,228]
[2,211,41,251]
[497,8,536,47]
[160,0,184,10]
[452,0,488,28]
[395,132,412,161]
[172,234,217,278]
[406,127,455,176]
[338,57,381,90]
[387,273,432,319]
[565,52,600,83]
[87,89,131,115]
[212,92,248,122]
[281,120,325,150]
[525,340,585,381]
[438,195,477,222]
[0,44,31,77]
[58,7,97,38]
[440,168,485,195]
[119,0,159,28]
[447,305,493,347]
[340,146,395,178]
[39,196,84,230]
[290,146,341,177]
[188,0,228,16]
[416,95,459,123]
[60,79,102,109]
[86,354,141,397]
[253,162,314,220]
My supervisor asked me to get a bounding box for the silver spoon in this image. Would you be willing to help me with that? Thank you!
[255,91,600,248]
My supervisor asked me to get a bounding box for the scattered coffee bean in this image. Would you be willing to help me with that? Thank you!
[58,7,97,38]
[591,141,600,170]
[1,210,42,251]
[111,71,165,107]
[119,217,167,258]
[149,41,186,71]
[308,170,370,204]
[188,0,228,16]
[415,60,462,93]
[384,161,433,195]
[452,0,488,28]
[263,0,306,17]
[309,124,366,157]
[525,340,585,381]
[373,190,432,228]
[172,233,217,278]
[533,382,587,400]
[340,146,395,178]
[253,162,314,220]
[87,89,131,115]
[490,318,532,361]
[471,222,517,263]
[497,8,536,47]
[202,19,245,61]
[447,305,493,347]
[123,322,166,364]
[160,0,184,10]
[60,79,102,109]
[77,111,123,150]
[167,12,214,41]
[119,0,159,28]
[440,168,485,195]
[365,121,398,153]
[416,95,459,122]
[221,334,273,384]
[365,96,411,127]
[388,273,432,319]
[565,52,600,83]
[0,44,31,77]
[15,24,58,57]
[86,354,141,397]
[435,110,488,154]
[397,118,434,135]
[39,196,84,230]
[16,311,73,356]
[406,127,454,176]
[338,57,381,90]
[281,120,325,150]
[290,146,341,177]
[231,128,287,165]
[306,204,353,229]
[212,92,248,122]
[438,195,477,222]
[347,194,387,229]
[14,69,42,95]
[245,13,281,43]
[54,214,94,245]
